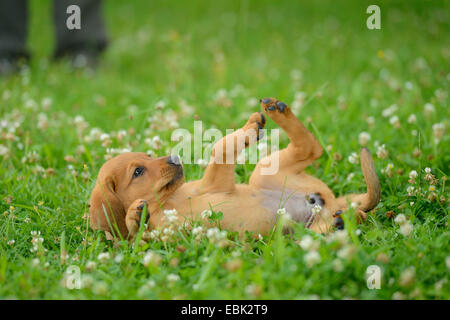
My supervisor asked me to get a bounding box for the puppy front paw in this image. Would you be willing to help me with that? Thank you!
[126,199,149,238]
[243,111,266,144]
[333,210,345,230]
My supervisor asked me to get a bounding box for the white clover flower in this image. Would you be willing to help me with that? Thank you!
[311,205,322,215]
[366,116,375,126]
[80,275,94,289]
[30,230,44,251]
[291,91,306,114]
[142,251,162,267]
[290,69,303,81]
[167,273,180,282]
[446,256,450,269]
[405,82,413,90]
[37,113,49,130]
[40,97,52,108]
[389,115,400,128]
[0,144,9,156]
[409,170,418,179]
[31,230,40,237]
[246,97,258,107]
[155,100,167,110]
[232,250,242,257]
[392,292,406,300]
[258,234,263,241]
[152,135,162,149]
[394,214,407,225]
[432,123,445,142]
[144,138,153,147]
[424,103,435,115]
[206,227,227,243]
[92,281,108,295]
[163,209,178,223]
[337,245,356,261]
[358,132,371,146]
[7,239,15,246]
[434,88,447,101]
[97,252,110,263]
[299,235,317,251]
[348,152,359,164]
[99,133,110,141]
[149,229,160,240]
[74,115,88,132]
[399,222,413,237]
[146,279,156,288]
[346,173,354,181]
[163,227,175,236]
[87,127,103,141]
[74,115,85,124]
[192,226,203,236]
[332,259,344,272]
[326,230,349,246]
[407,186,415,196]
[350,202,358,210]
[276,208,287,216]
[114,254,124,263]
[399,267,416,287]
[25,99,37,110]
[116,130,127,140]
[382,104,398,117]
[304,251,321,267]
[376,144,388,159]
[424,167,431,174]
[201,209,212,219]
[407,114,417,124]
[85,261,97,271]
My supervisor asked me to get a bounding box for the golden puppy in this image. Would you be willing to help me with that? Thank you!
[89,98,380,240]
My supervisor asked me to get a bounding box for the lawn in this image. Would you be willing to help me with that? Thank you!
[0,0,448,299]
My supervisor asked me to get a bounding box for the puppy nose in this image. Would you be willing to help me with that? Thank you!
[168,155,181,166]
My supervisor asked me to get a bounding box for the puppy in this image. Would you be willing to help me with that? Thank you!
[89,98,380,240]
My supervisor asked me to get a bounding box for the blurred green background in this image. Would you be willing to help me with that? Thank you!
[0,0,448,299]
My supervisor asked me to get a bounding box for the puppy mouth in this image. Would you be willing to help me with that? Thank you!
[160,166,184,191]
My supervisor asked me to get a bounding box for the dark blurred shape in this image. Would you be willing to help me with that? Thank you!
[0,0,108,75]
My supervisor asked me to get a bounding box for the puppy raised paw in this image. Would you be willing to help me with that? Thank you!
[126,199,149,238]
[333,210,345,230]
[242,111,266,145]
[260,97,296,128]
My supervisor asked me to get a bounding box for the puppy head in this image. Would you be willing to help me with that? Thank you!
[89,152,184,237]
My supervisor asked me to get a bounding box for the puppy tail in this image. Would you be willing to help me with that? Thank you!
[337,148,381,212]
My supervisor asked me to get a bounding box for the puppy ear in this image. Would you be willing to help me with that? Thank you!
[89,176,128,239]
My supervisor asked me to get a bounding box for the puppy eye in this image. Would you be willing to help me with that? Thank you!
[133,166,145,178]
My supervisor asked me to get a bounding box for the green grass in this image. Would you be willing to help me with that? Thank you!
[0,0,449,299]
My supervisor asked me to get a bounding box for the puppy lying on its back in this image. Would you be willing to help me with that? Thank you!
[89,98,380,240]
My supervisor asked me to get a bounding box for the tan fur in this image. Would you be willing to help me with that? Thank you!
[89,98,381,240]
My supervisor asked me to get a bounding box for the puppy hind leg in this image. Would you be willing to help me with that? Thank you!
[260,98,323,172]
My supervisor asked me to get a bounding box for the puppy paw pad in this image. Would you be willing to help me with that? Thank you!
[334,216,345,230]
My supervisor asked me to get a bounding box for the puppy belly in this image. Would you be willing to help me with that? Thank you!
[259,189,315,225]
